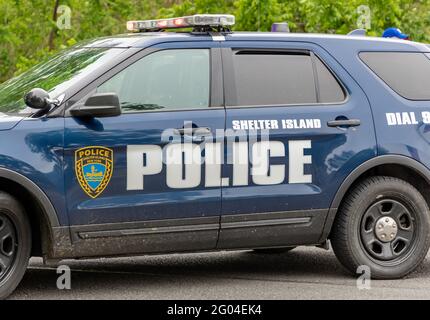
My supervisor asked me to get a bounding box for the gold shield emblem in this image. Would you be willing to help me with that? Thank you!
[75,146,113,198]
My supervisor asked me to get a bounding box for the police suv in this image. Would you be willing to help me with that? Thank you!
[1,14,430,298]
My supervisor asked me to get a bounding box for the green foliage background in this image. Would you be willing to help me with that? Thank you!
[1,0,429,83]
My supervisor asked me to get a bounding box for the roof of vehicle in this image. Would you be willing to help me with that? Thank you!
[82,31,430,53]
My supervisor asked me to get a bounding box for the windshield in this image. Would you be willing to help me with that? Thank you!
[0,46,127,114]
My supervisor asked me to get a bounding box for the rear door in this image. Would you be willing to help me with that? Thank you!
[218,41,377,249]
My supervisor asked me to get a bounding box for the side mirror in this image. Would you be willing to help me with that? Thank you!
[70,93,121,118]
[24,88,52,109]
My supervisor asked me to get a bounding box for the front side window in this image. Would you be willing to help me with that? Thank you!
[98,49,210,112]
[360,52,430,100]
[230,51,345,106]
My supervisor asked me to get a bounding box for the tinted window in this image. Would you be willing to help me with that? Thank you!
[231,51,344,106]
[232,52,317,106]
[360,52,430,100]
[314,56,345,103]
[98,49,210,112]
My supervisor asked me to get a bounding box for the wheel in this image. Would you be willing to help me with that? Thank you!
[331,176,430,279]
[0,192,31,299]
[252,247,296,254]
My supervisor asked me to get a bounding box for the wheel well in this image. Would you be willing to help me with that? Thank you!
[0,177,51,257]
[351,164,430,206]
[328,163,430,239]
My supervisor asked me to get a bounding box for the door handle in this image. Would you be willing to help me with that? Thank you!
[327,119,361,128]
[174,127,212,142]
[175,127,212,136]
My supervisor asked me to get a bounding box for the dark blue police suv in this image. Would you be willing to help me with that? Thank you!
[1,14,430,298]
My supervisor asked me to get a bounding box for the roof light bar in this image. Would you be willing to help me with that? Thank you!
[127,14,235,32]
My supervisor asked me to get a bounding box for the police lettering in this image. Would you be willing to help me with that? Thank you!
[127,140,312,190]
[386,112,418,126]
[232,120,279,130]
[231,119,321,130]
[78,148,111,159]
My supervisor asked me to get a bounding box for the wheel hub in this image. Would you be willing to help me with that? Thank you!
[374,216,398,242]
[360,199,416,261]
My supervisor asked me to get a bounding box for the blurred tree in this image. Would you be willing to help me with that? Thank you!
[235,0,284,31]
[234,0,430,39]
[159,0,235,16]
[0,0,429,83]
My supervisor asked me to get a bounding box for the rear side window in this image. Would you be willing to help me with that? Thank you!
[314,56,345,103]
[231,51,345,106]
[360,52,430,100]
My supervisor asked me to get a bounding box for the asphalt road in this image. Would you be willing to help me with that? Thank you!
[9,246,430,300]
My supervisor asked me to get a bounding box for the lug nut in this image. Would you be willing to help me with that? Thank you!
[385,218,389,223]
[391,233,395,238]
[381,234,386,239]
[378,224,383,230]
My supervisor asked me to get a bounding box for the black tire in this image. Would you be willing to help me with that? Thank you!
[0,192,31,299]
[331,176,430,279]
[252,247,296,254]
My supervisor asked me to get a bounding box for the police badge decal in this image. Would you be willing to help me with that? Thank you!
[75,146,114,198]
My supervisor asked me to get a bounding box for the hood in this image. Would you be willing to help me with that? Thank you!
[0,113,25,131]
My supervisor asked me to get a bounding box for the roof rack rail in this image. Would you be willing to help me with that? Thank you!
[127,14,235,33]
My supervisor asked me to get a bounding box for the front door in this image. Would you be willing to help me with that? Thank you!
[64,44,225,254]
